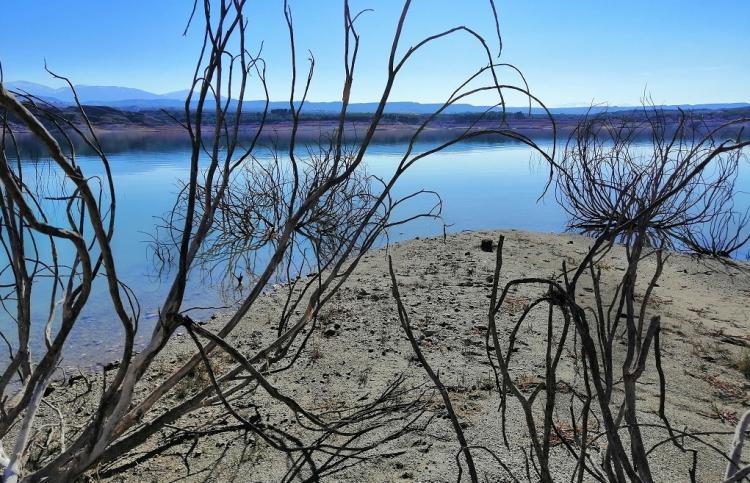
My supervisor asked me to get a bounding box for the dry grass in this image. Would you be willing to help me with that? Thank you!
[172,350,235,400]
[545,420,576,447]
[699,373,745,400]
[515,374,542,392]
[594,260,614,271]
[308,336,323,363]
[174,364,211,400]
[735,350,750,379]
[501,295,532,314]
[701,402,740,425]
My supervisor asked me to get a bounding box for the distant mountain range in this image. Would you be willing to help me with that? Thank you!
[6,81,189,104]
[5,80,750,115]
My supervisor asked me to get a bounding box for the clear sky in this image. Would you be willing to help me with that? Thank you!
[0,1,748,107]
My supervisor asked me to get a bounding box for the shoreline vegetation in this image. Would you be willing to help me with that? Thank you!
[8,105,750,156]
[41,229,750,481]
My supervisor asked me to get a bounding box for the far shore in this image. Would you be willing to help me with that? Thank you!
[12,119,560,156]
[8,107,750,157]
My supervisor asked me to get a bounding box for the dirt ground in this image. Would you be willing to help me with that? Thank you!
[38,230,750,482]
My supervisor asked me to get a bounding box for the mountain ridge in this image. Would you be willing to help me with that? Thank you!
[5,80,749,115]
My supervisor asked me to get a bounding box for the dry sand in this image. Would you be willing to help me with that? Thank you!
[43,230,750,482]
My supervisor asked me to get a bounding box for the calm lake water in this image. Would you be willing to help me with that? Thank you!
[4,137,747,369]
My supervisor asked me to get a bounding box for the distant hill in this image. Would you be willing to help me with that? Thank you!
[5,80,749,115]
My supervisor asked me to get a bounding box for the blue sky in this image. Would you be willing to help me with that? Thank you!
[0,1,747,107]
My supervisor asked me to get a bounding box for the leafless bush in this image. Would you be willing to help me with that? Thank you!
[0,0,557,480]
[392,108,749,481]
[395,235,750,482]
[556,106,750,258]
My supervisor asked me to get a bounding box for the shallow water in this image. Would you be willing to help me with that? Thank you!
[2,136,747,370]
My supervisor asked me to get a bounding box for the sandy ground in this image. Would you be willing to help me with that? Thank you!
[38,230,750,482]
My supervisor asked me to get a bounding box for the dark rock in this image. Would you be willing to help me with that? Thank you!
[68,374,85,387]
[462,337,482,347]
[480,239,494,252]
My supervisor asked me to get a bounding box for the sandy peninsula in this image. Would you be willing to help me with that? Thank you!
[41,230,750,482]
